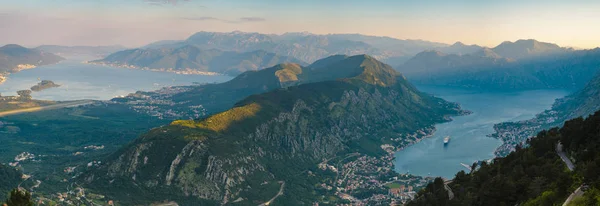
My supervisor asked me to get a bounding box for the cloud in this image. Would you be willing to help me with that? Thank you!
[239,17,266,22]
[143,0,190,6]
[182,16,221,21]
[182,16,266,24]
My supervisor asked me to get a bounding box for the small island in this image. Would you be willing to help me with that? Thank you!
[30,80,61,92]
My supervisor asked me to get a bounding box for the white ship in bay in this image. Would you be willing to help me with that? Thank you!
[443,136,451,145]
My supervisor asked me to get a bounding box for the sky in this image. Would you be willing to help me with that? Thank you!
[1,0,600,48]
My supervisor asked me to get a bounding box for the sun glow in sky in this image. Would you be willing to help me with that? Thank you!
[1,0,599,48]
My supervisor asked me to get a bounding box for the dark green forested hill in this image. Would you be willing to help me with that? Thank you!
[0,164,22,201]
[81,55,465,205]
[408,110,600,206]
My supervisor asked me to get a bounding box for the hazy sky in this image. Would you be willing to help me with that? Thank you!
[1,0,600,48]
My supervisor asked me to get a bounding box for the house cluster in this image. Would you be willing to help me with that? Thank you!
[388,184,415,200]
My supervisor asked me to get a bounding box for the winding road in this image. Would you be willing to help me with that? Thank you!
[557,142,583,206]
[556,142,575,171]
[258,181,285,206]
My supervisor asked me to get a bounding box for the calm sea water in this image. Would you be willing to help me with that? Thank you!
[0,56,232,101]
[394,85,569,179]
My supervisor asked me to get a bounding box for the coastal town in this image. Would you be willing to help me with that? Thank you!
[86,61,223,76]
[0,64,38,85]
[110,86,208,120]
[313,127,439,205]
[491,109,561,156]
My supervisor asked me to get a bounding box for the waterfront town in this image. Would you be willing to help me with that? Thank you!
[314,127,439,205]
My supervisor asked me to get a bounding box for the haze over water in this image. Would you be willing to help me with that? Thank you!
[394,86,569,179]
[0,56,232,101]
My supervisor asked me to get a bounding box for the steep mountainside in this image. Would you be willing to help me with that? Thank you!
[492,39,571,59]
[142,31,447,64]
[409,110,600,206]
[493,71,600,156]
[0,44,64,74]
[551,72,600,121]
[90,45,305,76]
[399,48,600,90]
[82,55,465,205]
[35,45,127,57]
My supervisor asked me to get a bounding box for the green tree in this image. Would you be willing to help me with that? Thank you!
[4,189,34,206]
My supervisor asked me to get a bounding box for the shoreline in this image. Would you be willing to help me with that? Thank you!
[85,61,226,76]
[0,61,66,85]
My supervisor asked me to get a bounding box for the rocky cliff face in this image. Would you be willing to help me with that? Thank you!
[82,55,464,205]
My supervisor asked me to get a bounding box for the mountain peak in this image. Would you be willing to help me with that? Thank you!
[336,54,399,86]
[472,48,502,59]
[1,44,27,49]
[0,44,31,55]
[452,41,466,46]
[492,39,566,59]
[308,54,350,69]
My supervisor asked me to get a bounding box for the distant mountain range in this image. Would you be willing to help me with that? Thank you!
[0,44,64,82]
[36,45,127,57]
[140,31,448,64]
[82,54,466,205]
[398,40,596,90]
[90,45,306,76]
[492,39,571,59]
[436,42,484,55]
[399,49,514,76]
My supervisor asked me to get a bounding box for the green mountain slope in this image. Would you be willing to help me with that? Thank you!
[90,45,306,76]
[408,110,600,206]
[81,55,465,205]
